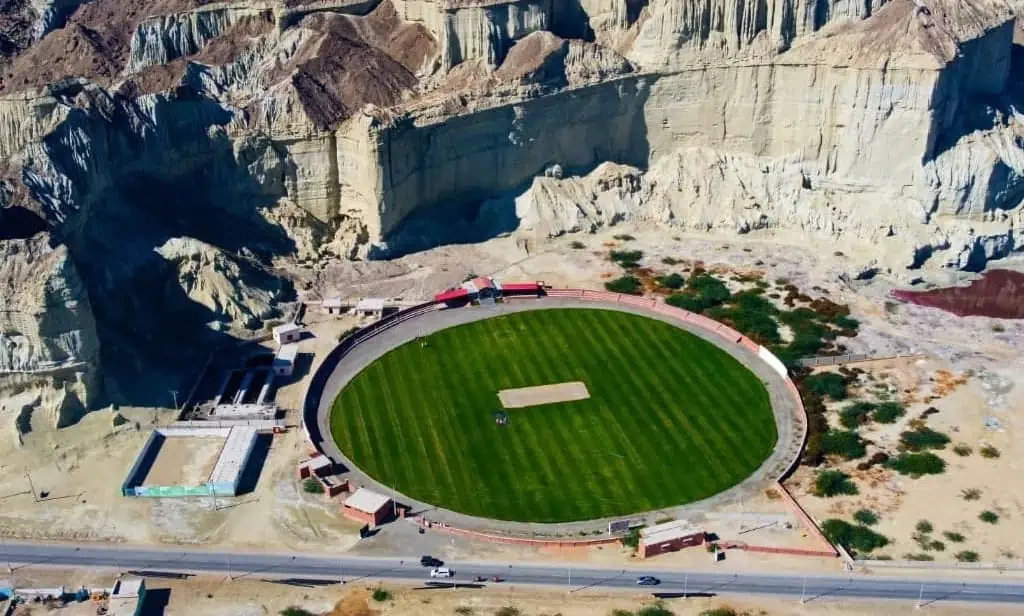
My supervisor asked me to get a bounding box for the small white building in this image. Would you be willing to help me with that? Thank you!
[273,343,299,376]
[273,322,304,345]
[322,297,345,315]
[355,298,386,320]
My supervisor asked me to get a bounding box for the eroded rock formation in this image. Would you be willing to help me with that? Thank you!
[1,0,1023,417]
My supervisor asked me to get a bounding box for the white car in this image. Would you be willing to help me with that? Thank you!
[430,567,454,578]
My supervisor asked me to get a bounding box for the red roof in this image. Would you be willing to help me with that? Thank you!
[472,276,494,290]
[501,282,542,292]
[434,288,470,302]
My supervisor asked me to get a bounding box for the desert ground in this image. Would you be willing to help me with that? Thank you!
[0,226,1020,574]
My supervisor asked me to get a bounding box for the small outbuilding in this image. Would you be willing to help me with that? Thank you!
[355,298,386,320]
[342,488,393,526]
[273,343,299,377]
[273,322,304,345]
[638,520,705,559]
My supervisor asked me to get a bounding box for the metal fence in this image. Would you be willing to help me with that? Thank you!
[796,353,921,368]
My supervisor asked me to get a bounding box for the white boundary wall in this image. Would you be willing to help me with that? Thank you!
[758,346,788,378]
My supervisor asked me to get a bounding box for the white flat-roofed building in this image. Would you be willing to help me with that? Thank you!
[355,297,386,319]
[208,427,258,496]
[273,343,299,376]
[273,323,304,345]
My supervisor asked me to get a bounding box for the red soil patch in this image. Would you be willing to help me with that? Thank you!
[892,269,1024,318]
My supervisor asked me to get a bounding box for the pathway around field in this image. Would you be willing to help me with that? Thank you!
[314,298,802,537]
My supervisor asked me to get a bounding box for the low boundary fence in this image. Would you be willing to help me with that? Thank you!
[411,517,622,548]
[796,353,923,368]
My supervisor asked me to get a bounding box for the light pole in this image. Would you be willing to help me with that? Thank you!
[25,470,38,502]
[169,390,179,411]
[683,572,688,599]
[916,582,924,609]
[800,576,807,604]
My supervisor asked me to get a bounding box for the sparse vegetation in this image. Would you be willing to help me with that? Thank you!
[839,402,875,429]
[570,240,586,249]
[955,550,980,563]
[980,445,1001,459]
[928,540,946,552]
[943,531,966,543]
[904,553,935,561]
[814,470,858,497]
[637,605,675,616]
[610,249,644,268]
[953,444,973,457]
[804,372,849,401]
[872,401,905,424]
[372,588,392,602]
[886,451,946,476]
[280,608,316,616]
[661,256,682,265]
[821,519,888,553]
[302,478,324,494]
[613,233,636,241]
[899,426,951,451]
[915,520,934,534]
[979,510,1000,524]
[605,275,643,295]
[699,609,737,616]
[853,509,879,526]
[454,607,475,616]
[495,607,523,616]
[961,488,982,501]
[656,272,686,290]
[622,527,641,549]
[821,430,867,459]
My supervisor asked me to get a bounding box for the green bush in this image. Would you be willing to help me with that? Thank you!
[638,605,675,616]
[928,540,946,552]
[804,372,849,401]
[904,553,935,561]
[831,315,860,330]
[952,444,972,456]
[707,305,781,345]
[943,531,966,543]
[280,608,316,616]
[605,275,643,295]
[454,608,475,616]
[814,470,858,497]
[899,427,951,451]
[821,519,889,553]
[622,527,641,548]
[570,240,586,249]
[656,273,685,290]
[372,588,392,602]
[665,293,706,312]
[872,402,905,424]
[613,233,636,241]
[980,510,1000,524]
[955,550,980,563]
[302,478,324,494]
[821,430,867,459]
[886,452,946,476]
[853,509,879,526]
[661,256,681,265]
[839,402,876,429]
[980,445,1001,459]
[915,520,934,534]
[687,274,731,307]
[699,609,736,616]
[610,249,643,268]
[961,488,982,501]
[496,607,523,616]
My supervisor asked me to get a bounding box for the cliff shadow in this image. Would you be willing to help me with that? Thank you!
[371,75,653,259]
[24,85,297,409]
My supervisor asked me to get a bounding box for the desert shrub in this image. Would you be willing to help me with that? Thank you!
[991,322,1005,332]
[952,444,973,457]
[853,509,879,526]
[610,249,643,268]
[928,540,946,552]
[804,372,849,400]
[821,430,867,459]
[665,293,706,312]
[915,520,934,534]
[570,240,586,249]
[495,607,523,616]
[372,588,391,602]
[661,256,681,265]
[707,303,781,344]
[814,470,858,497]
[839,402,876,429]
[979,510,1000,524]
[900,427,951,451]
[605,275,642,295]
[980,445,1001,459]
[613,233,636,241]
[280,609,316,616]
[454,608,475,616]
[687,273,731,307]
[302,478,324,494]
[621,527,641,548]
[955,551,980,563]
[943,531,966,543]
[656,272,686,290]
[610,611,633,616]
[961,488,982,501]
[699,609,736,616]
[904,553,935,561]
[872,402,905,424]
[886,452,946,476]
[831,315,860,330]
[637,605,674,616]
[821,519,888,553]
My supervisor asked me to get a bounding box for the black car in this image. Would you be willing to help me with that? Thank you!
[420,555,444,567]
[636,576,660,586]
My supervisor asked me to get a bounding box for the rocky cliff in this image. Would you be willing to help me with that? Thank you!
[0,0,1023,418]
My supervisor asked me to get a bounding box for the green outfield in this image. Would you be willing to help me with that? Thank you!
[329,308,777,523]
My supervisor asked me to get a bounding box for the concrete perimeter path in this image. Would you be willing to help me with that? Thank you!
[315,298,802,537]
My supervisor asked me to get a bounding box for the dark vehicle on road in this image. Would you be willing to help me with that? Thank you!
[636,576,660,586]
[420,555,443,567]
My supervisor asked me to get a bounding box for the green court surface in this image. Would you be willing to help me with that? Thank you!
[330,308,777,523]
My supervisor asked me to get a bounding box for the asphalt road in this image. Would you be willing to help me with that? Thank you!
[2,541,1024,606]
